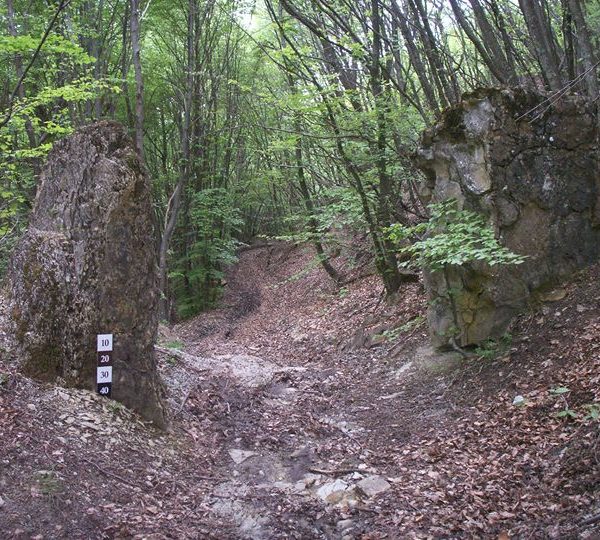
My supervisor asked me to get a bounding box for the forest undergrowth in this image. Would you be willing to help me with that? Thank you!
[0,242,598,539]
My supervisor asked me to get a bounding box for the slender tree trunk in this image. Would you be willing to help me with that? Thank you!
[130,0,144,160]
[158,0,195,320]
[519,0,565,89]
[408,0,459,105]
[449,0,515,84]
[390,0,440,116]
[121,2,134,127]
[294,118,341,283]
[562,0,576,83]
[566,0,598,98]
[93,0,105,118]
[6,0,37,148]
[370,0,403,295]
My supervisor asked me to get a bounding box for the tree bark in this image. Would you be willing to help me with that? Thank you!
[566,0,598,98]
[449,0,516,84]
[519,0,565,90]
[390,0,440,116]
[130,0,144,160]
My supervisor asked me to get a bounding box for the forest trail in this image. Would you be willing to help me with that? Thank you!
[1,242,599,539]
[156,243,456,539]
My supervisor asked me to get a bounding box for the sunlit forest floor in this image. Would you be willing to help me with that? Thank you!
[1,243,599,539]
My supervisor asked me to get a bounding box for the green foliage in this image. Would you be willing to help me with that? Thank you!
[271,187,366,246]
[108,401,125,413]
[0,34,94,63]
[316,187,367,234]
[547,386,599,422]
[555,407,577,419]
[583,404,600,421]
[33,470,62,496]
[337,286,349,299]
[164,340,184,350]
[171,188,243,318]
[375,316,426,342]
[473,333,513,359]
[549,385,570,396]
[165,354,178,366]
[388,199,527,272]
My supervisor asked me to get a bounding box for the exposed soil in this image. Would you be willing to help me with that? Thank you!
[1,242,599,539]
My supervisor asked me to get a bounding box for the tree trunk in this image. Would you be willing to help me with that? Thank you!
[390,0,440,116]
[157,0,195,320]
[294,119,341,283]
[6,0,37,148]
[566,0,599,98]
[519,0,565,90]
[130,0,144,160]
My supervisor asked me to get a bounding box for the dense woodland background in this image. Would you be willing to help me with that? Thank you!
[1,0,599,319]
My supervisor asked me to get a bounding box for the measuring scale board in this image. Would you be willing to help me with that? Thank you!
[97,334,113,397]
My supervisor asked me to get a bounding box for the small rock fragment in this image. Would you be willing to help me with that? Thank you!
[512,395,526,406]
[301,473,321,488]
[337,519,354,531]
[356,475,391,498]
[316,479,349,504]
[228,449,257,464]
[540,289,567,302]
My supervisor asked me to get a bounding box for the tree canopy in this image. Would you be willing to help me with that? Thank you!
[2,0,599,318]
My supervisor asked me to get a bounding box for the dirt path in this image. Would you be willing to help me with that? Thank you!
[157,243,429,539]
[1,243,599,539]
[161,244,599,539]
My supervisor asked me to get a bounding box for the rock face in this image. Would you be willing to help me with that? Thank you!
[416,88,600,348]
[8,121,168,427]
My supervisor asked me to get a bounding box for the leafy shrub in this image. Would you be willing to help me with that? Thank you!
[387,199,526,271]
[170,188,242,318]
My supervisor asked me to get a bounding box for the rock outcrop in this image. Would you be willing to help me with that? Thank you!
[8,121,168,427]
[416,87,600,348]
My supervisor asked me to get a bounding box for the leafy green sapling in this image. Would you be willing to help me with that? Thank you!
[387,199,526,271]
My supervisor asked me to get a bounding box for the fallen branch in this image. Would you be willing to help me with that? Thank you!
[308,467,362,476]
[580,513,600,527]
[82,457,140,489]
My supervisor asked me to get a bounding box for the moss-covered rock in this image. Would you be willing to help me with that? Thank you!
[416,88,600,348]
[8,122,168,428]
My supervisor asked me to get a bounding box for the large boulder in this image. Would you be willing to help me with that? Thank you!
[8,121,168,427]
[416,88,600,348]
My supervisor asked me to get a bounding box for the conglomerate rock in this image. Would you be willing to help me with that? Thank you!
[415,87,600,348]
[8,121,168,427]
